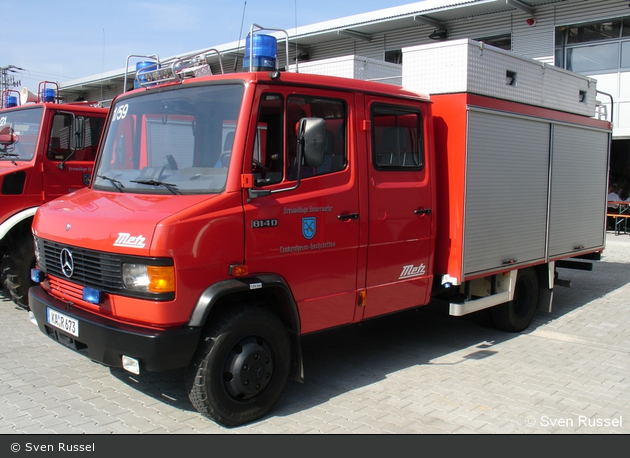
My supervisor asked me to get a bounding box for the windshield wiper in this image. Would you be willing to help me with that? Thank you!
[97,175,125,192]
[130,179,181,195]
[0,152,19,166]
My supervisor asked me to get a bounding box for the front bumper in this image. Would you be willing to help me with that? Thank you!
[29,285,201,372]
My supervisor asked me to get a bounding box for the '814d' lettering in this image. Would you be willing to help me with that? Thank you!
[251,219,278,228]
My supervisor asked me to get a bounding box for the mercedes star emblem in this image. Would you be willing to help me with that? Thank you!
[60,248,74,278]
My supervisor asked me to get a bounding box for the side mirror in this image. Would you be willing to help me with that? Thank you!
[73,116,86,151]
[299,117,325,168]
[56,112,86,169]
[0,126,16,146]
[248,117,327,201]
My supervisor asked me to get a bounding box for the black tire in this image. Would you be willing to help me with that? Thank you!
[491,268,538,332]
[1,232,35,309]
[185,306,291,427]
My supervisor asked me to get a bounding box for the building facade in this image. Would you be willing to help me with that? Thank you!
[59,0,630,187]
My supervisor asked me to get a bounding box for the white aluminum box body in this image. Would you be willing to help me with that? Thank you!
[290,55,402,85]
[402,39,597,117]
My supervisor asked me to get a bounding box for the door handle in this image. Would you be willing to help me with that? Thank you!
[337,213,359,221]
[414,208,432,215]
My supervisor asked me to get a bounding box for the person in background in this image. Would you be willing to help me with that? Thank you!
[608,183,621,230]
[617,178,630,202]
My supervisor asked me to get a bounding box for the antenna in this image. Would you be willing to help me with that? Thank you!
[234,1,247,72]
[294,0,298,71]
[101,29,105,102]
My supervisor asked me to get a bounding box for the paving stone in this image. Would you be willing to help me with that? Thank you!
[1,233,629,434]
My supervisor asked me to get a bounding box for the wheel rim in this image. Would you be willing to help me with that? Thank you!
[222,336,274,401]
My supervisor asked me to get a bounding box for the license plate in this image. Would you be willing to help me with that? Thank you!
[46,308,79,337]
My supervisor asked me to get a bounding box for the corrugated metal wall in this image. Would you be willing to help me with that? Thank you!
[75,1,630,109]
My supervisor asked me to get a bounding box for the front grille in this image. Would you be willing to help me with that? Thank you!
[34,237,175,301]
[35,237,124,294]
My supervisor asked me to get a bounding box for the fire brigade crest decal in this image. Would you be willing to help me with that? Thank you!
[302,217,316,240]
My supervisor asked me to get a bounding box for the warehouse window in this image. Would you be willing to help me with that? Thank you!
[385,50,402,64]
[556,18,630,73]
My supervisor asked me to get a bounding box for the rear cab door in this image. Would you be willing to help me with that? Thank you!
[359,96,436,319]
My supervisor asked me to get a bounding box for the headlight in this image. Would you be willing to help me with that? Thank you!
[34,237,41,265]
[123,263,175,293]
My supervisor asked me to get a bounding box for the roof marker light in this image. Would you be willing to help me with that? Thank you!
[244,34,277,71]
[135,61,160,88]
[37,81,59,103]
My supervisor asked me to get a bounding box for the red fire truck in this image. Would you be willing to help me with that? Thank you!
[0,83,107,308]
[27,35,611,426]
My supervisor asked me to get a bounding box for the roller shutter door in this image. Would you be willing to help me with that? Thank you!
[464,110,550,276]
[548,125,608,257]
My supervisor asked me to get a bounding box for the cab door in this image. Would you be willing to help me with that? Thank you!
[41,110,105,201]
[243,88,360,334]
[360,97,435,319]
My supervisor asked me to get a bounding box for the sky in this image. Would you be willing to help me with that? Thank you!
[3,0,417,93]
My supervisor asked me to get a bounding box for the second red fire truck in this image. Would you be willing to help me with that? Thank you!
[0,83,107,308]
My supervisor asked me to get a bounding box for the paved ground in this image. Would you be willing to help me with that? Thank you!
[1,233,628,434]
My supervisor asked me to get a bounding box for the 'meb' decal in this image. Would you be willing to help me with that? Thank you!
[114,232,146,249]
[399,264,426,279]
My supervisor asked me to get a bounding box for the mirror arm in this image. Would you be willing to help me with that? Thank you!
[248,133,304,201]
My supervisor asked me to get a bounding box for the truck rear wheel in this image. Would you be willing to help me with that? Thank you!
[491,268,538,332]
[1,233,35,309]
[185,306,291,427]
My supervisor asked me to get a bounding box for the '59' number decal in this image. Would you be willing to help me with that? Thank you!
[113,104,129,121]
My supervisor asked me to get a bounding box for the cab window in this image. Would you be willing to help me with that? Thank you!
[252,93,347,186]
[47,113,105,162]
[286,95,346,180]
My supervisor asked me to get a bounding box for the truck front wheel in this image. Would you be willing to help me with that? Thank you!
[491,268,538,332]
[186,306,291,427]
[1,233,35,310]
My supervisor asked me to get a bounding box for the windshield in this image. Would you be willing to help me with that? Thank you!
[0,106,43,161]
[93,83,244,195]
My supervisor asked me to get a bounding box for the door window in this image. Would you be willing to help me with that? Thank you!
[48,113,105,162]
[372,104,423,171]
[252,93,347,186]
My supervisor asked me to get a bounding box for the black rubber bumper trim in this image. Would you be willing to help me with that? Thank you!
[28,286,201,372]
